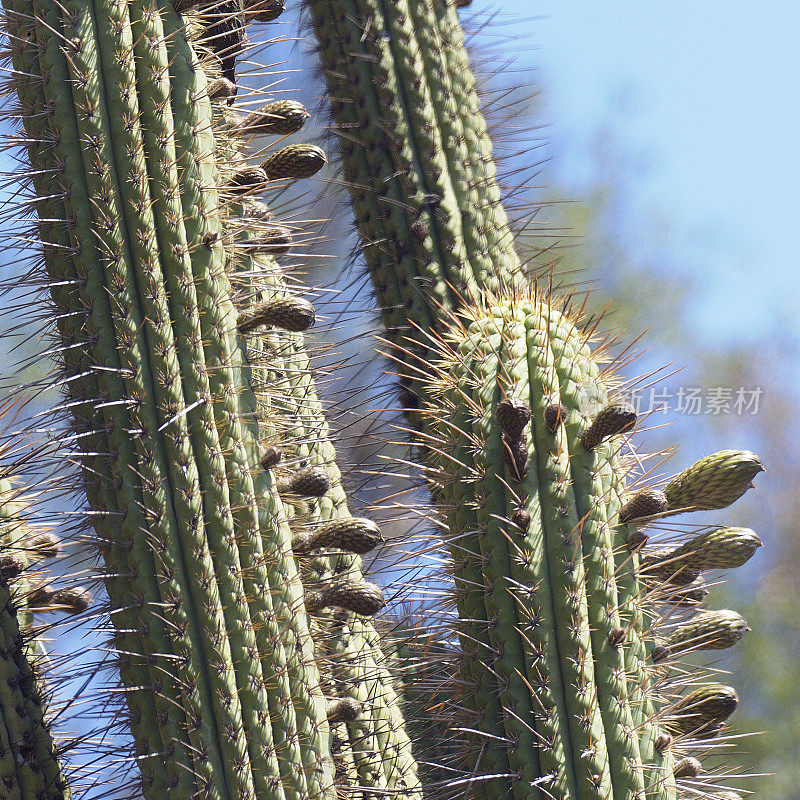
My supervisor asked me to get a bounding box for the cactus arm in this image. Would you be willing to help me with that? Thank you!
[421,295,692,800]
[41,7,263,793]
[8,4,193,789]
[277,337,421,797]
[306,0,525,384]
[406,1,519,282]
[230,236,422,799]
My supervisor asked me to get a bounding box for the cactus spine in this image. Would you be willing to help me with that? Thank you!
[307,2,762,800]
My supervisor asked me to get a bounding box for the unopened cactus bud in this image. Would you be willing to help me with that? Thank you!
[239,226,293,256]
[237,100,309,136]
[0,551,26,579]
[306,581,385,616]
[664,450,764,512]
[326,697,363,724]
[654,733,672,754]
[496,398,531,440]
[646,528,762,581]
[293,518,383,556]
[510,508,530,532]
[650,644,669,663]
[619,488,668,525]
[543,402,568,433]
[237,297,316,334]
[226,165,269,195]
[607,626,626,649]
[28,585,92,614]
[664,610,749,656]
[29,532,61,559]
[668,685,738,737]
[207,76,238,101]
[262,144,327,179]
[260,446,283,470]
[278,466,331,498]
[672,757,702,779]
[502,437,528,481]
[626,529,649,550]
[580,402,637,450]
[239,199,272,222]
[245,0,284,21]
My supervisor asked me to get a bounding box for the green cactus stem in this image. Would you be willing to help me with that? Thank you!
[421,291,673,800]
[0,477,71,800]
[229,246,423,798]
[0,0,341,795]
[306,0,526,402]
[413,289,760,800]
[222,72,421,793]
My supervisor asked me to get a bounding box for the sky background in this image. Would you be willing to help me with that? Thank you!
[496,0,800,344]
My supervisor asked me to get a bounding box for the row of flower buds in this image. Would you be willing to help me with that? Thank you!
[496,393,762,763]
[196,10,389,630]
[498,397,637,524]
[1,529,92,616]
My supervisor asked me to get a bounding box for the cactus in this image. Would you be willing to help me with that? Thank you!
[307,3,763,800]
[0,0,424,794]
[0,464,71,799]
[0,0,767,796]
[231,237,422,798]
[306,0,525,407]
[0,0,426,796]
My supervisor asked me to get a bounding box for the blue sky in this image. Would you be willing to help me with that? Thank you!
[496,1,800,343]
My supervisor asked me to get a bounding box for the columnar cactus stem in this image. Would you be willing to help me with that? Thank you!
[230,241,422,798]
[421,294,659,800]
[1,0,341,796]
[306,0,525,402]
